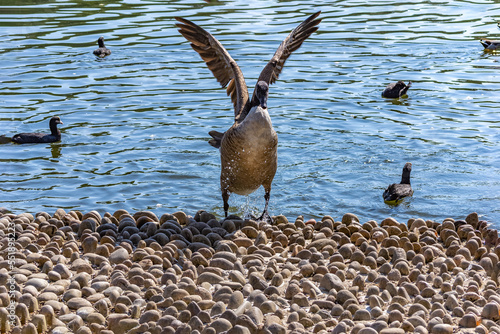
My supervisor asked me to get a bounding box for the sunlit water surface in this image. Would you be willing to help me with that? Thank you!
[1,0,499,226]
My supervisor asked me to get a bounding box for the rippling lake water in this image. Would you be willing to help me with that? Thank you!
[1,0,499,226]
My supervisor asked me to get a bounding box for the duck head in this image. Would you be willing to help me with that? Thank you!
[97,36,105,48]
[50,116,63,134]
[396,81,411,97]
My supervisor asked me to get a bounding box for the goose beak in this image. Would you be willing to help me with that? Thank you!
[259,95,267,109]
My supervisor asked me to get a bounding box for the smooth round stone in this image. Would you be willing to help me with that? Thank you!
[44,300,64,313]
[444,295,459,310]
[109,248,129,264]
[227,291,244,309]
[19,294,39,312]
[370,307,384,319]
[48,271,62,282]
[52,326,72,334]
[86,313,106,326]
[52,264,71,279]
[188,316,204,331]
[118,319,140,333]
[37,292,58,303]
[431,324,453,334]
[353,309,371,321]
[210,318,232,333]
[197,272,223,285]
[63,289,82,302]
[25,278,49,291]
[23,285,39,297]
[72,272,91,287]
[59,314,82,324]
[332,322,349,334]
[336,290,356,304]
[388,310,404,324]
[292,293,309,307]
[22,323,38,334]
[91,282,110,292]
[75,326,92,334]
[242,308,262,329]
[370,320,388,332]
[342,213,359,225]
[358,328,378,334]
[285,284,301,299]
[210,301,227,317]
[459,313,479,328]
[406,316,426,329]
[380,329,405,334]
[76,307,96,321]
[171,289,189,301]
[481,302,500,320]
[320,274,345,292]
[210,258,234,270]
[67,298,93,310]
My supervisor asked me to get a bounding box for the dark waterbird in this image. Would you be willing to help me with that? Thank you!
[175,12,322,221]
[0,116,63,144]
[382,81,412,98]
[93,37,111,57]
[383,162,414,204]
[480,39,500,51]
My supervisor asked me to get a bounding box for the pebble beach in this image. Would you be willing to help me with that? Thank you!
[2,209,500,334]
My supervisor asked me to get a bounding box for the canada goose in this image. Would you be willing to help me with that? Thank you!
[5,116,64,144]
[383,162,413,204]
[382,81,412,98]
[175,12,321,221]
[93,37,111,57]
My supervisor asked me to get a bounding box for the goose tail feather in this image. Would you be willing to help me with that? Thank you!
[208,130,224,148]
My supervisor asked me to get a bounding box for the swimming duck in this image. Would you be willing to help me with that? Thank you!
[383,162,413,204]
[175,12,321,221]
[382,81,412,98]
[7,116,64,144]
[480,39,500,51]
[93,37,111,57]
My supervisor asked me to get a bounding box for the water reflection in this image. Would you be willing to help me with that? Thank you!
[50,143,62,159]
[0,0,499,225]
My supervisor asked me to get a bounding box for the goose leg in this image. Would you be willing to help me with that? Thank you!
[222,190,230,217]
[257,190,273,223]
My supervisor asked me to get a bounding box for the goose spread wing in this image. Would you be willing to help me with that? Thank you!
[175,17,249,118]
[255,11,322,89]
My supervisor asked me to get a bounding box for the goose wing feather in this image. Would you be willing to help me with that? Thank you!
[254,11,322,89]
[175,17,249,119]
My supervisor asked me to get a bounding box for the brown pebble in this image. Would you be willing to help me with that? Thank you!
[430,324,453,334]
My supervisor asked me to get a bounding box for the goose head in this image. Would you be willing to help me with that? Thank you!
[255,81,269,109]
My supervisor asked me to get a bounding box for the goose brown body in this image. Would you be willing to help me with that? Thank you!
[220,105,278,197]
[175,12,321,220]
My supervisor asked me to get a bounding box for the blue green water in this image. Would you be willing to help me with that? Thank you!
[1,0,499,226]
